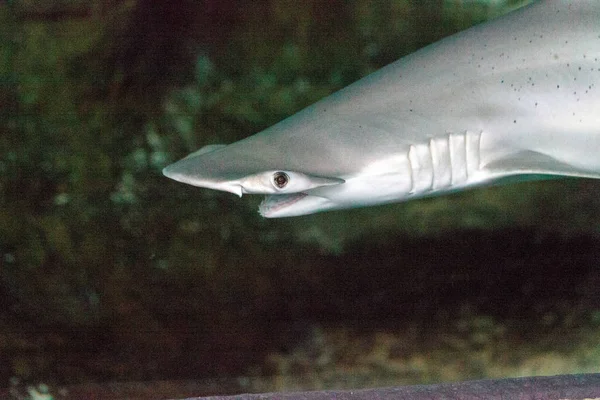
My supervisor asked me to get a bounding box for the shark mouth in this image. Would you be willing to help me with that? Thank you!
[258,193,309,217]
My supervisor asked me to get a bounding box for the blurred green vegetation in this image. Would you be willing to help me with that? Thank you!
[1,0,600,391]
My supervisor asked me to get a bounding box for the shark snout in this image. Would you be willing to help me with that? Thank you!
[162,164,243,197]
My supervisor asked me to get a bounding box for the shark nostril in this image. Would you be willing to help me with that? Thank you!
[273,172,289,188]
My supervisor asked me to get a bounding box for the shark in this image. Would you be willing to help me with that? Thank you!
[163,0,600,217]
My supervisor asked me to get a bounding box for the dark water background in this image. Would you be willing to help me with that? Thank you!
[2,0,600,398]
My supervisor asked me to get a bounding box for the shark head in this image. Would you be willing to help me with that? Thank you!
[163,151,348,218]
[163,106,417,217]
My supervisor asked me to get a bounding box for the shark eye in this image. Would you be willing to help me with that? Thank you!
[273,171,289,188]
[239,170,343,195]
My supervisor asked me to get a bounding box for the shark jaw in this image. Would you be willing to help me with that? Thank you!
[260,193,319,218]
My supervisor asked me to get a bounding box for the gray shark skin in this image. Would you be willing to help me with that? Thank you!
[163,0,600,217]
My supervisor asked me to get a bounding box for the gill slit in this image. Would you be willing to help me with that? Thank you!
[408,131,482,195]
